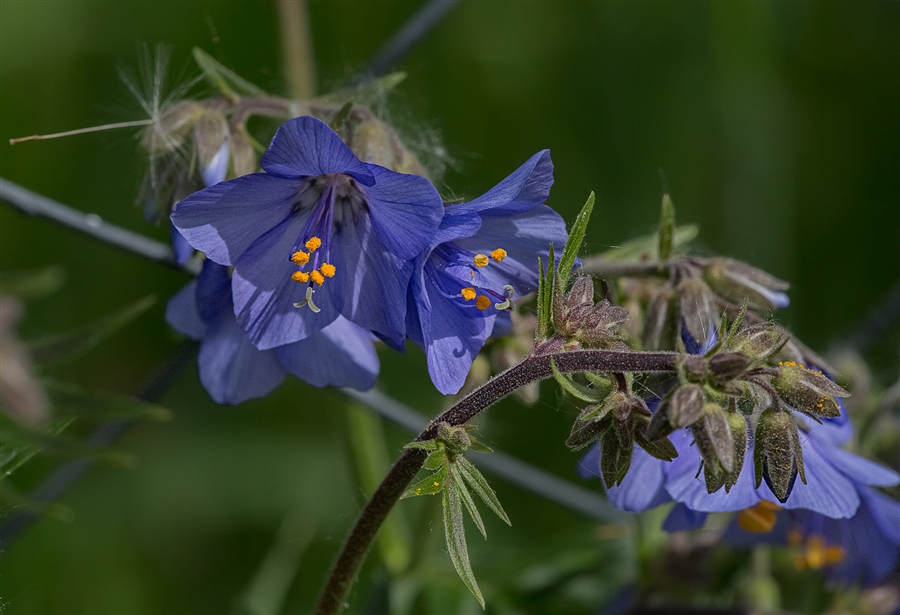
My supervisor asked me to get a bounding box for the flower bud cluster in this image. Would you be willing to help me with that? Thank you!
[547,275,629,351]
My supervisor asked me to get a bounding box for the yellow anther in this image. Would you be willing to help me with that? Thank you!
[460,287,477,301]
[291,251,309,265]
[737,500,780,533]
[473,253,489,267]
[433,481,440,487]
[291,271,309,283]
[305,236,322,252]
[475,295,492,311]
[310,270,325,286]
[490,248,507,262]
[320,263,336,278]
[806,536,827,569]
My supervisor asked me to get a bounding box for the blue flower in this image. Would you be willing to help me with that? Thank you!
[405,150,568,394]
[171,116,443,349]
[166,260,379,404]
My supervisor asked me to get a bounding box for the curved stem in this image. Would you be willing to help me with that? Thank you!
[314,348,677,615]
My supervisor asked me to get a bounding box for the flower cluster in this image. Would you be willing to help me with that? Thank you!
[166,116,568,402]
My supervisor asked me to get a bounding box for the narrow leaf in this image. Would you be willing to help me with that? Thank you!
[193,47,267,99]
[403,440,441,452]
[550,358,604,403]
[314,72,407,106]
[422,449,447,471]
[329,101,354,132]
[455,456,511,526]
[0,266,66,299]
[400,465,447,499]
[454,473,487,540]
[657,193,675,261]
[596,224,698,262]
[0,416,74,477]
[43,379,171,422]
[557,192,595,291]
[30,295,157,366]
[468,437,493,455]
[442,479,484,608]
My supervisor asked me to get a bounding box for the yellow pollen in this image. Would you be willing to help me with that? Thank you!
[310,270,325,286]
[473,253,489,267]
[433,481,440,487]
[490,248,507,262]
[305,237,322,252]
[737,500,780,533]
[291,251,309,265]
[291,271,309,283]
[475,295,492,311]
[461,287,477,301]
[320,263,336,278]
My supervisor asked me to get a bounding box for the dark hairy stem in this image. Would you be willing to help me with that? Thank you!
[314,349,677,615]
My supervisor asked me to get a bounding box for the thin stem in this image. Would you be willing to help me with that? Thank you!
[8,119,156,145]
[277,0,317,100]
[0,178,200,276]
[365,0,460,77]
[314,348,677,615]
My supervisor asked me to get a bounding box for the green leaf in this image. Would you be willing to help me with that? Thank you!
[442,477,484,608]
[535,255,549,341]
[30,295,156,366]
[43,380,171,422]
[0,266,66,299]
[455,456,511,526]
[658,193,675,261]
[193,47,268,100]
[584,372,614,399]
[400,465,447,499]
[550,358,604,403]
[314,72,407,106]
[422,449,447,470]
[557,192,595,292]
[468,437,493,455]
[0,414,133,468]
[329,101,354,132]
[403,439,441,452]
[454,472,487,540]
[598,224,699,262]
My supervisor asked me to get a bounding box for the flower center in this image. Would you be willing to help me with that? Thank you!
[433,244,514,312]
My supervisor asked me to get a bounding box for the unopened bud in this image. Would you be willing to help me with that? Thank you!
[730,322,788,362]
[709,351,751,383]
[704,257,790,311]
[772,362,848,419]
[677,277,718,349]
[680,354,709,383]
[754,408,806,502]
[668,384,705,428]
[691,403,735,475]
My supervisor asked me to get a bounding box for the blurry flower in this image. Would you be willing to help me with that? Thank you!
[171,116,443,349]
[166,260,379,404]
[405,150,568,394]
[0,296,49,425]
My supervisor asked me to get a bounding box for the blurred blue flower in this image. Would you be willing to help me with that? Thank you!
[405,150,568,394]
[171,116,443,349]
[166,260,379,404]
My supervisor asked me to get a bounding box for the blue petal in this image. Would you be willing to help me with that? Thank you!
[828,488,900,585]
[606,444,671,512]
[861,486,900,545]
[232,216,340,349]
[662,503,708,532]
[665,430,761,512]
[171,173,302,266]
[327,214,412,347]
[260,116,375,186]
[276,317,379,391]
[491,310,512,339]
[201,138,230,187]
[197,310,287,404]
[453,150,554,215]
[195,260,233,324]
[453,205,568,295]
[165,279,205,339]
[170,222,195,266]
[577,444,600,480]
[827,445,900,487]
[362,165,443,260]
[777,436,860,519]
[797,398,853,445]
[418,268,493,394]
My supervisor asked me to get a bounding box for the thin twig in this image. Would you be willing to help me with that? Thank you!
[0,340,198,552]
[365,0,460,77]
[277,0,316,100]
[8,119,156,145]
[343,388,626,522]
[315,349,678,615]
[0,178,200,276]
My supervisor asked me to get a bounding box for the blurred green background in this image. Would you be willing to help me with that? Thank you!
[1,1,897,613]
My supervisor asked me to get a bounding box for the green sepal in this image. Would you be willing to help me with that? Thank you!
[536,243,556,340]
[192,47,268,100]
[557,192,595,292]
[600,429,633,487]
[422,449,447,471]
[403,439,441,452]
[550,358,604,403]
[584,372,613,398]
[30,295,157,366]
[722,300,749,349]
[442,478,484,608]
[400,465,447,499]
[455,456,511,526]
[633,416,678,461]
[657,193,675,261]
[454,472,487,540]
[468,438,494,454]
[329,101,354,132]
